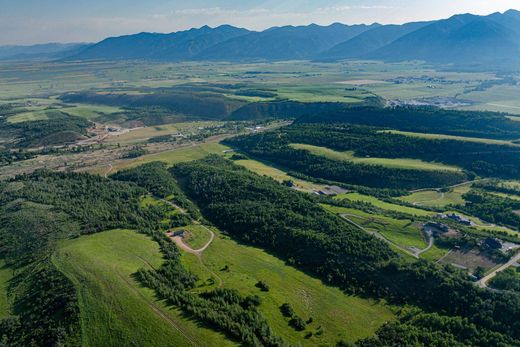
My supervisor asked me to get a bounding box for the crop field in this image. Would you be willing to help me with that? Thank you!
[181,229,395,345]
[234,159,326,191]
[54,229,235,347]
[290,143,462,171]
[334,192,435,217]
[385,130,520,146]
[173,224,212,249]
[0,261,11,319]
[321,204,427,249]
[399,184,471,208]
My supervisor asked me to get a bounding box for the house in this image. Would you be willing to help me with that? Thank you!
[439,213,474,226]
[317,186,349,196]
[423,222,450,236]
[170,230,186,238]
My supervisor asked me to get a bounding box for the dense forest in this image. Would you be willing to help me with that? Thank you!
[295,106,520,140]
[172,156,520,345]
[455,190,520,229]
[225,131,469,190]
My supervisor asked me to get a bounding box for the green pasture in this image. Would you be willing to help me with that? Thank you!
[290,143,462,171]
[399,184,470,208]
[334,192,434,217]
[181,229,395,345]
[53,229,235,347]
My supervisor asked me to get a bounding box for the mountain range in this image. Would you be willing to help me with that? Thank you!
[3,10,520,69]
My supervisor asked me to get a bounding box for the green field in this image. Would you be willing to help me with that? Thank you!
[334,192,434,217]
[173,224,212,249]
[181,229,395,345]
[0,261,12,319]
[399,184,471,208]
[54,229,235,347]
[7,110,50,123]
[291,143,462,171]
[234,159,325,191]
[63,104,123,120]
[321,204,427,249]
[385,130,520,147]
[114,141,230,171]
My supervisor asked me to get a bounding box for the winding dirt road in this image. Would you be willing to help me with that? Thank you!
[170,226,215,256]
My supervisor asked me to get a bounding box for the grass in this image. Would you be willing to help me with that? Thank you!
[114,141,230,171]
[173,225,212,250]
[234,159,325,192]
[0,260,12,319]
[53,229,235,347]
[334,192,434,217]
[321,204,427,249]
[181,229,395,345]
[7,110,49,123]
[385,130,520,147]
[105,124,180,144]
[290,143,462,171]
[420,244,450,262]
[63,104,122,120]
[399,185,471,208]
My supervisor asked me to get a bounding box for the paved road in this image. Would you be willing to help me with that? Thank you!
[477,252,520,288]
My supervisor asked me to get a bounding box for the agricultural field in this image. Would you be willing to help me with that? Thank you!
[321,204,428,250]
[385,130,520,147]
[0,261,12,319]
[180,229,395,345]
[399,184,471,208]
[334,192,435,217]
[54,229,235,347]
[290,143,462,172]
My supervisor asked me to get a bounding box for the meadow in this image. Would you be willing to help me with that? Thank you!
[334,192,435,217]
[290,143,462,171]
[181,229,395,345]
[399,184,471,208]
[53,229,235,347]
[386,130,520,147]
[321,204,427,250]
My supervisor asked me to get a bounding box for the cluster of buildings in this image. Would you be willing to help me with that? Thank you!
[436,213,475,226]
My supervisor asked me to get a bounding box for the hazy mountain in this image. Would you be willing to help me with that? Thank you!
[368,11,520,66]
[69,25,250,61]
[195,23,380,61]
[59,9,520,69]
[0,43,91,61]
[318,21,432,61]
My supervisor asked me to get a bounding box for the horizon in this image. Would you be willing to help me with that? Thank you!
[1,1,520,45]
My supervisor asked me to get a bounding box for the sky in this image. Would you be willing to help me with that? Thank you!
[1,0,519,45]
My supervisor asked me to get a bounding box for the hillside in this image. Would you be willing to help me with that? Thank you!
[68,25,250,61]
[64,10,520,69]
[318,21,432,61]
[195,23,379,61]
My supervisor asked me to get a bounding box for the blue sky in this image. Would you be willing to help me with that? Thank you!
[1,0,519,45]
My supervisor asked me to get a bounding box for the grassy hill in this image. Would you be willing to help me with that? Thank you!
[54,229,235,347]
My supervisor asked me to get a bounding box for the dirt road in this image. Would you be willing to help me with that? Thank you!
[170,226,215,256]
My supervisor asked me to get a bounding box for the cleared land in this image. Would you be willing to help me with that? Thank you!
[181,230,395,345]
[54,229,235,347]
[438,249,499,273]
[234,159,325,192]
[290,143,461,172]
[0,261,12,319]
[172,225,213,250]
[113,142,230,171]
[399,185,470,208]
[334,193,434,217]
[385,130,520,147]
[321,204,427,250]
